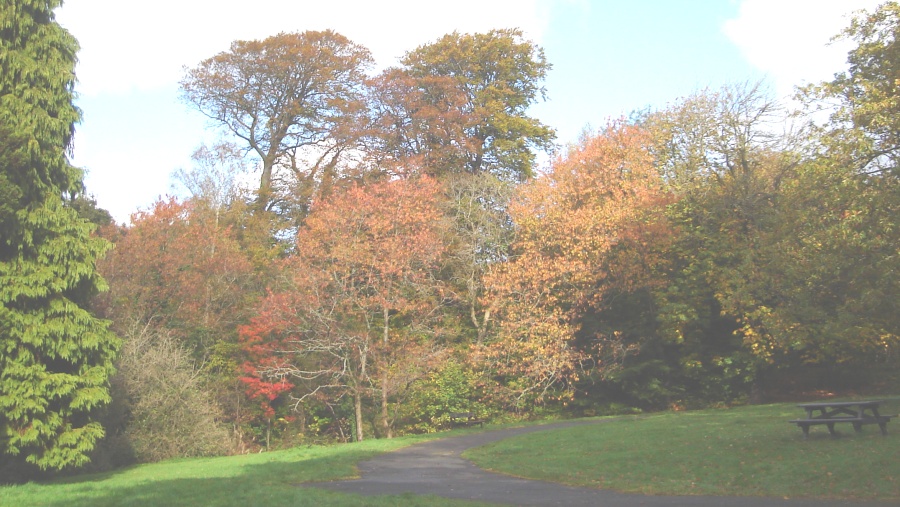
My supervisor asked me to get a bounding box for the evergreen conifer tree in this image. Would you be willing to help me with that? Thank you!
[0,0,119,474]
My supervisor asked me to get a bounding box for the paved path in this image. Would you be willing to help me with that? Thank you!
[303,419,894,506]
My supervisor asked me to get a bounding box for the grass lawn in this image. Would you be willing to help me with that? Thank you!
[464,399,900,501]
[4,400,898,505]
[0,431,498,507]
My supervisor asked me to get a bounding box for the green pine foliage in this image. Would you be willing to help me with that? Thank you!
[0,0,120,473]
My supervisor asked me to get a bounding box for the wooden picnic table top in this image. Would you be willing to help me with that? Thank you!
[796,400,883,409]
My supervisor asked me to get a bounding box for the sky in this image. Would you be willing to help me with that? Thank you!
[54,0,881,223]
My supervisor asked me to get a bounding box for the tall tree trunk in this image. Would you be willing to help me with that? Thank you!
[381,306,393,438]
[355,341,368,442]
[750,365,766,404]
[256,156,275,209]
[472,303,493,345]
[354,390,364,442]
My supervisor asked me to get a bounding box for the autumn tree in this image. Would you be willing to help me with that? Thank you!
[0,0,119,474]
[801,1,900,176]
[480,123,671,408]
[366,68,471,177]
[779,3,900,379]
[181,30,373,211]
[643,81,792,193]
[99,199,254,355]
[240,177,447,441]
[442,173,516,344]
[96,198,257,457]
[729,155,899,370]
[634,79,897,404]
[787,3,900,375]
[366,29,556,364]
[399,29,555,181]
[637,83,802,403]
[171,140,286,272]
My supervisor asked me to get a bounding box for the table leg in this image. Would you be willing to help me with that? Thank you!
[870,406,888,436]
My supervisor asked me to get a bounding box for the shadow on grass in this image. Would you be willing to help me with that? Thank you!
[3,434,501,507]
[9,456,499,507]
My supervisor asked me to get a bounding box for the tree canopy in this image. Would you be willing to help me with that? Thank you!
[802,1,900,177]
[181,30,373,210]
[399,29,556,180]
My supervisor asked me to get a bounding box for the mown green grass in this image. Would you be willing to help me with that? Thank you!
[0,431,498,507]
[5,401,898,505]
[464,400,900,501]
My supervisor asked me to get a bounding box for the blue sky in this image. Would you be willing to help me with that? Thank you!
[55,0,879,223]
[533,1,760,141]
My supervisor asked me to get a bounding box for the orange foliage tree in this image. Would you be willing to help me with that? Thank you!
[240,176,447,441]
[99,198,255,354]
[366,68,472,178]
[479,123,672,407]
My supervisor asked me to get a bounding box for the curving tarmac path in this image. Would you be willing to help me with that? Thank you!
[303,419,894,506]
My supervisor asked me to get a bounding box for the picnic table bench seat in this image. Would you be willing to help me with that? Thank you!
[449,411,485,428]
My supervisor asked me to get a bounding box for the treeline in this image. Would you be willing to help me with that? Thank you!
[3,1,899,477]
[91,5,900,462]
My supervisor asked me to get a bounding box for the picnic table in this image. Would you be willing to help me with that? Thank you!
[789,400,895,438]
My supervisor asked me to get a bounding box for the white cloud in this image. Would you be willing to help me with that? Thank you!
[723,0,882,100]
[57,0,549,96]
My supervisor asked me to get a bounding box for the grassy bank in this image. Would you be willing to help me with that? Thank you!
[464,400,900,501]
